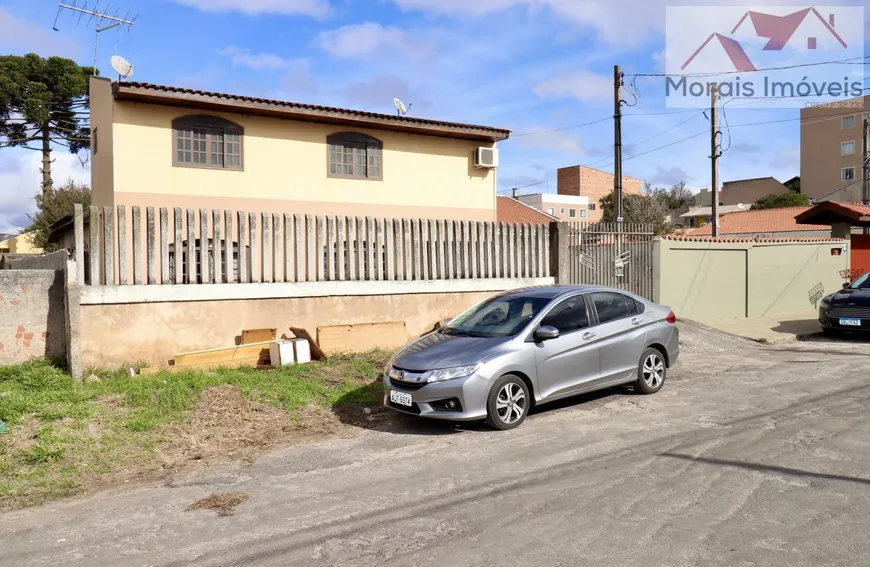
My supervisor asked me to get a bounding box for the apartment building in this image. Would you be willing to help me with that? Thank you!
[800,95,869,202]
[720,177,790,205]
[515,192,591,222]
[556,165,643,222]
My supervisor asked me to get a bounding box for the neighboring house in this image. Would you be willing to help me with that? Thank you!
[680,204,750,228]
[686,206,830,238]
[496,196,558,225]
[800,94,870,201]
[556,165,643,222]
[720,177,790,205]
[0,232,42,254]
[515,193,590,221]
[88,77,510,225]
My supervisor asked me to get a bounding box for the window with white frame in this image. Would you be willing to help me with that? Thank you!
[842,115,856,129]
[843,167,856,181]
[688,218,697,228]
[546,207,555,215]
[842,141,856,156]
[580,209,587,218]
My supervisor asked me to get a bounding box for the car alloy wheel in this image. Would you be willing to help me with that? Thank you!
[496,382,526,425]
[635,347,666,395]
[642,353,665,389]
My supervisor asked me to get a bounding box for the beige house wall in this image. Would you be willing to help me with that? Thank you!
[0,233,43,254]
[99,95,497,222]
[80,290,496,367]
[800,96,869,200]
[656,239,848,322]
[720,178,789,205]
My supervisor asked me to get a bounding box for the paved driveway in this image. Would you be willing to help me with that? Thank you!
[3,323,870,566]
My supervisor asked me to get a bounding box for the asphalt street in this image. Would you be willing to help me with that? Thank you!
[3,322,870,566]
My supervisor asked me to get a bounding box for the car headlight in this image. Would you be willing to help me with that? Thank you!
[425,364,480,383]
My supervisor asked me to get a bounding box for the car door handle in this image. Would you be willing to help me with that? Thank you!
[582,332,597,340]
[631,317,644,326]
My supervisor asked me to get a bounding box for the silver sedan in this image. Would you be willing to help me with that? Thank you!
[384,285,679,430]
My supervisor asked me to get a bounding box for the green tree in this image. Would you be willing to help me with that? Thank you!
[751,192,810,210]
[0,53,94,194]
[27,179,91,251]
[600,191,671,235]
[784,177,801,193]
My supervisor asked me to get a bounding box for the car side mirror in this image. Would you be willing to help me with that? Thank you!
[534,326,560,341]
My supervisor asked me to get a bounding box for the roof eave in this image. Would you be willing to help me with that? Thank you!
[114,85,510,143]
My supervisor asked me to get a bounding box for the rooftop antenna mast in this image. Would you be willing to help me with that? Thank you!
[52,1,137,74]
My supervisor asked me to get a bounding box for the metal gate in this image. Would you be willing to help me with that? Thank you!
[566,222,655,298]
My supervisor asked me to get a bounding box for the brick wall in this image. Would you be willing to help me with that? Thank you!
[0,270,66,364]
[557,165,644,222]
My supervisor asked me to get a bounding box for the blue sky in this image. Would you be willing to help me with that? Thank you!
[0,0,867,233]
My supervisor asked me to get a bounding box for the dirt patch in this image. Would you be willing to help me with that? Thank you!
[186,492,249,517]
[160,386,350,469]
[6,416,40,453]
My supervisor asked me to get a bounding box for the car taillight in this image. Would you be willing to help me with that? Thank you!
[666,311,676,324]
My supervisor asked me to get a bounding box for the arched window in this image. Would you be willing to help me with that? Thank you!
[172,115,243,171]
[327,132,382,180]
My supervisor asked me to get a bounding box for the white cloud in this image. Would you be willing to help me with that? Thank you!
[0,150,90,234]
[770,146,800,170]
[339,75,431,114]
[515,129,584,154]
[316,23,431,60]
[170,0,330,18]
[218,46,291,70]
[534,71,612,104]
[0,7,81,56]
[217,47,318,96]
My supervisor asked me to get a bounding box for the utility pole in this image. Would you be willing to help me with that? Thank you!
[863,117,869,234]
[710,83,720,238]
[613,65,624,225]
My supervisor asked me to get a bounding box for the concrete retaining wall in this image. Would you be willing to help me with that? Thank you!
[78,278,552,368]
[3,250,69,271]
[0,270,67,364]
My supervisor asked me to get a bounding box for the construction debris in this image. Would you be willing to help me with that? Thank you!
[317,321,407,355]
[241,328,277,345]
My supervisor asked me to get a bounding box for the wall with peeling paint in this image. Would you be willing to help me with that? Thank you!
[0,270,66,365]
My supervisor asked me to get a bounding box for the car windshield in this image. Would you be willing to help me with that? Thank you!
[441,295,552,338]
[849,273,870,290]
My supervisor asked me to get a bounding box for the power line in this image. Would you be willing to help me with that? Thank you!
[512,117,610,137]
[632,55,870,78]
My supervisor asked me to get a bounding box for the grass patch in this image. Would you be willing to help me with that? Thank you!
[0,351,389,509]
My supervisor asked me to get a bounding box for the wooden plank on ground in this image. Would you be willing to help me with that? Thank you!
[289,327,326,360]
[317,321,407,355]
[241,328,277,345]
[173,341,273,367]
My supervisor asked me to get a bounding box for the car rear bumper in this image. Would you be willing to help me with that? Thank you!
[383,373,490,421]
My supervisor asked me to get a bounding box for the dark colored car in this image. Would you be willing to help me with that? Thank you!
[819,272,870,334]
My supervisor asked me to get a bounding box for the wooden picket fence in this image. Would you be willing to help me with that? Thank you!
[72,204,550,286]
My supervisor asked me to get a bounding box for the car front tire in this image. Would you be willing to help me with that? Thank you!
[635,347,666,395]
[485,374,530,430]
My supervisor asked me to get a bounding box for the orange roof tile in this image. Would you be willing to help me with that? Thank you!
[496,196,557,225]
[686,206,829,236]
[664,235,844,243]
[795,201,870,225]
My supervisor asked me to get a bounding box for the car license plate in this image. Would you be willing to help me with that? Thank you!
[390,390,412,407]
[840,318,862,327]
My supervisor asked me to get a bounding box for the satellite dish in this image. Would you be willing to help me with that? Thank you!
[110,55,134,80]
[393,97,412,116]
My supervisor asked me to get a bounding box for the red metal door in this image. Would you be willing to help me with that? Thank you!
[850,235,870,280]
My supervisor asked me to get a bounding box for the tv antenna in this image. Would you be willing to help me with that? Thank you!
[393,97,412,117]
[52,2,137,74]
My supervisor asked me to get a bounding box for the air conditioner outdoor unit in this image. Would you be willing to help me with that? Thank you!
[474,147,499,169]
